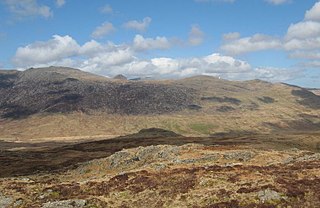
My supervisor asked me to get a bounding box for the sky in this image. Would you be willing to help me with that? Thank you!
[0,0,320,87]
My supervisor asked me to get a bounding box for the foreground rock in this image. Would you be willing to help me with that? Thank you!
[0,142,319,207]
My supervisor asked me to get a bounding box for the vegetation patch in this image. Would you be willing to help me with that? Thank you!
[201,96,241,105]
[257,96,275,104]
[189,123,216,134]
[216,106,235,112]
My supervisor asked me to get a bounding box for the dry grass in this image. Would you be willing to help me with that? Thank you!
[0,143,319,208]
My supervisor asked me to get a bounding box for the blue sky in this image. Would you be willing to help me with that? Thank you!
[0,0,320,87]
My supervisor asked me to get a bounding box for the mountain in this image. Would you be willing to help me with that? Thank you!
[0,67,195,118]
[0,66,320,139]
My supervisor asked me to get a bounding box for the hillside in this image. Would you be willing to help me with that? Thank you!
[0,66,320,140]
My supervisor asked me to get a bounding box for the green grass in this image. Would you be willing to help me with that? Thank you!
[189,123,216,134]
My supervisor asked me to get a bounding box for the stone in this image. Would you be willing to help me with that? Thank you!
[41,199,86,208]
[0,193,13,208]
[257,189,282,203]
[223,151,256,162]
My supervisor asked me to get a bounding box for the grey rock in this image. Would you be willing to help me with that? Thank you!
[223,151,256,162]
[0,193,13,208]
[109,151,132,168]
[13,199,24,207]
[108,145,180,169]
[41,199,86,208]
[257,189,282,203]
[295,153,320,162]
[175,154,220,164]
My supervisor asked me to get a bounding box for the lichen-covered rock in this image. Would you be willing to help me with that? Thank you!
[0,193,13,208]
[257,189,282,203]
[41,199,86,208]
[223,151,256,161]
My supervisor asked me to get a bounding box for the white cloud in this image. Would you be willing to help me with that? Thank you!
[265,0,291,5]
[282,2,320,63]
[221,34,282,55]
[56,0,65,8]
[223,32,241,41]
[188,25,205,46]
[91,22,115,39]
[286,21,320,40]
[123,17,152,32]
[2,0,53,19]
[12,34,299,82]
[133,35,171,51]
[100,4,113,14]
[250,67,298,82]
[284,37,320,51]
[203,53,251,73]
[305,2,320,21]
[13,35,80,67]
[299,60,320,68]
[289,50,320,60]
[220,1,320,58]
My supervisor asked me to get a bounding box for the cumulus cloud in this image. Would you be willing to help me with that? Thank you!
[2,0,53,19]
[286,21,320,40]
[222,32,241,41]
[305,1,320,21]
[188,25,205,46]
[12,34,299,82]
[265,0,291,5]
[91,22,115,38]
[13,35,80,67]
[133,35,171,51]
[221,34,282,55]
[281,1,320,64]
[123,17,152,32]
[56,0,65,8]
[284,37,320,51]
[219,1,320,61]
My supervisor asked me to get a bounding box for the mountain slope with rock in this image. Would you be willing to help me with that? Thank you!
[0,66,320,140]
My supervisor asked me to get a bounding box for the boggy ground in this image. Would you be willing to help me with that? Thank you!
[0,129,320,207]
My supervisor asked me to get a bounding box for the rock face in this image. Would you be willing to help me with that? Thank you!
[0,67,196,118]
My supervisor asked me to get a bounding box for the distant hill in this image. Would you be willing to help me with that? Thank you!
[113,74,127,80]
[0,66,319,139]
